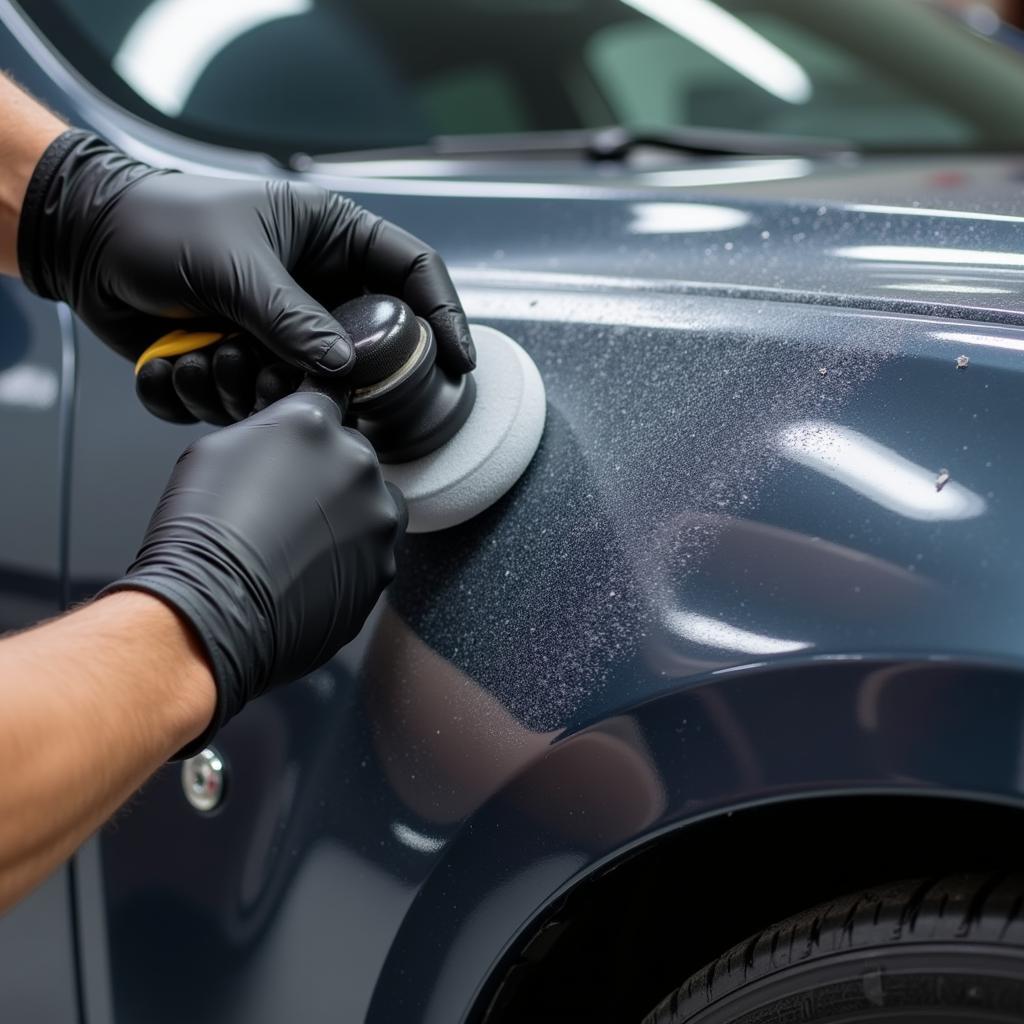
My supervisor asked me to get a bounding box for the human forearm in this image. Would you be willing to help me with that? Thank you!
[0,389,403,915]
[0,591,214,911]
[0,72,65,277]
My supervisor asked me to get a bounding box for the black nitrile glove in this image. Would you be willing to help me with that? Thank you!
[100,391,407,757]
[18,128,475,425]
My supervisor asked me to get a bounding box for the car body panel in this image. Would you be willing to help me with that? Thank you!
[72,273,1024,1024]
[303,159,1024,331]
[370,657,1024,1022]
[0,278,79,1020]
[4,5,1024,1023]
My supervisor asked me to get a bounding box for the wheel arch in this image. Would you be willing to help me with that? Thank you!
[475,790,1024,1022]
[364,655,1024,1024]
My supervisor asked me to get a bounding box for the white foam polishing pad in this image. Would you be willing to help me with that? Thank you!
[381,325,546,533]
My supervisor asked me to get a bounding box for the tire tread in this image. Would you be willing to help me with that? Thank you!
[642,872,1024,1023]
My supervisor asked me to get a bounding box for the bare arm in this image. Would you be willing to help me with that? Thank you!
[0,72,405,920]
[0,592,215,912]
[0,391,402,916]
[0,72,65,277]
[0,77,212,907]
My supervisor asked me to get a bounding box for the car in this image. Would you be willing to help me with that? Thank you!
[4,0,1024,1021]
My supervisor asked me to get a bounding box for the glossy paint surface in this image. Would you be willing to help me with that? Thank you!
[4,6,1024,1023]
[69,278,1024,1024]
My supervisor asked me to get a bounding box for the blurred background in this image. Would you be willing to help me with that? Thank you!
[927,0,1024,42]
[18,0,1024,161]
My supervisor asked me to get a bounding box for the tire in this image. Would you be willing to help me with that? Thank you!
[642,873,1024,1024]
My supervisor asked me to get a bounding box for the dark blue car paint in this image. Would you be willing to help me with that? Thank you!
[4,5,1024,1021]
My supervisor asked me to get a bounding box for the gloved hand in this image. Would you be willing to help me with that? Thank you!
[17,129,475,424]
[100,391,406,757]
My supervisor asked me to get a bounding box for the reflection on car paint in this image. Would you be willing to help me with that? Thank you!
[0,363,59,409]
[778,420,986,521]
[627,201,751,234]
[664,608,809,655]
[932,328,1024,354]
[834,244,1024,268]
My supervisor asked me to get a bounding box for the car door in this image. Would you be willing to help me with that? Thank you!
[0,281,80,1020]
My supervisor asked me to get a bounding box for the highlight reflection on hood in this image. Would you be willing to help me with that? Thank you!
[834,245,1024,269]
[779,420,986,522]
[666,609,809,655]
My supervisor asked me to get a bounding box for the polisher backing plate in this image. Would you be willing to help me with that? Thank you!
[381,324,546,533]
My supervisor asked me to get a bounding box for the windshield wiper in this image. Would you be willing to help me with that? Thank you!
[582,125,853,159]
[303,125,854,166]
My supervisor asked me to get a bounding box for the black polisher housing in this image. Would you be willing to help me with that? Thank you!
[332,295,475,463]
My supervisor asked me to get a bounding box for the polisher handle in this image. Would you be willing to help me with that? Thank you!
[133,329,225,375]
[134,295,422,380]
[135,295,428,424]
[136,328,352,417]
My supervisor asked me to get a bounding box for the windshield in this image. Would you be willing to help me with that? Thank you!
[18,0,1024,159]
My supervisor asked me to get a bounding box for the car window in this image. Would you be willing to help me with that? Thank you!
[16,0,1024,158]
[586,13,972,148]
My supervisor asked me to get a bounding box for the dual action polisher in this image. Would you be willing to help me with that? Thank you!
[135,295,547,532]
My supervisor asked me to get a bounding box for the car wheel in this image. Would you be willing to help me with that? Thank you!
[642,874,1024,1023]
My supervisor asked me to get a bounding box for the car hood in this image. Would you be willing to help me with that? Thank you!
[64,140,1024,727]
[299,152,1024,737]
[312,151,1024,326]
